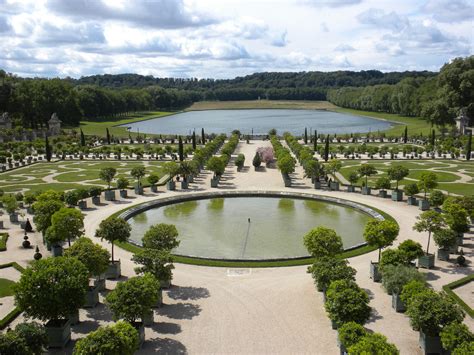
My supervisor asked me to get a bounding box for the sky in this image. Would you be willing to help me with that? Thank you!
[0,0,473,79]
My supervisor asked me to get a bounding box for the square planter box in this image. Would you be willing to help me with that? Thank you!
[104,190,116,201]
[419,332,443,355]
[181,180,188,189]
[68,310,79,325]
[211,178,219,188]
[92,196,101,205]
[131,322,145,348]
[419,199,430,211]
[437,248,450,261]
[187,175,194,183]
[46,319,71,348]
[392,293,406,312]
[314,181,321,189]
[9,213,19,223]
[150,185,158,193]
[142,310,154,326]
[347,185,355,192]
[27,206,34,214]
[331,319,338,330]
[120,189,128,198]
[378,190,387,198]
[370,262,382,282]
[330,181,340,191]
[167,180,176,191]
[160,278,171,289]
[134,186,144,195]
[153,289,163,308]
[52,244,63,257]
[0,221,3,229]
[407,196,417,206]
[78,200,87,210]
[418,254,435,269]
[94,276,106,292]
[391,190,403,201]
[84,285,100,308]
[105,260,121,279]
[361,187,371,195]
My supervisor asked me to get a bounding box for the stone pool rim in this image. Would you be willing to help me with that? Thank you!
[119,190,385,262]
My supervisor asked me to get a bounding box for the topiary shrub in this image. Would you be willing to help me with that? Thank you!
[308,257,356,292]
[64,237,110,277]
[381,265,425,295]
[303,227,343,258]
[397,239,424,264]
[440,322,473,353]
[337,321,367,350]
[348,333,399,354]
[325,280,371,327]
[142,223,180,251]
[73,321,139,355]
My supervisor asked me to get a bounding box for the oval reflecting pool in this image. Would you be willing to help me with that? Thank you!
[127,197,372,260]
[122,109,392,135]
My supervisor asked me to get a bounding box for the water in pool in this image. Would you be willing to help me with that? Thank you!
[122,109,392,135]
[128,197,371,260]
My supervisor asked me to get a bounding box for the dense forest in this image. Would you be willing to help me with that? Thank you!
[0,55,471,129]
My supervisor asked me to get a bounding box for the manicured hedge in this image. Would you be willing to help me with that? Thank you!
[0,233,8,251]
[442,274,474,318]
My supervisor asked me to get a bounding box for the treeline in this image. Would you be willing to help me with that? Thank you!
[327,56,474,127]
[72,70,435,90]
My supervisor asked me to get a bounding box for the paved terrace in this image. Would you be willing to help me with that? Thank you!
[1,139,472,355]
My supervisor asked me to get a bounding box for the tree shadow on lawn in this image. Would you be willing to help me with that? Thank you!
[159,303,201,320]
[139,337,187,354]
[150,321,182,335]
[167,286,210,301]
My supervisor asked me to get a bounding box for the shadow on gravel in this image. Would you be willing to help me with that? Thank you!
[167,286,210,301]
[150,321,182,335]
[159,302,202,320]
[140,337,187,354]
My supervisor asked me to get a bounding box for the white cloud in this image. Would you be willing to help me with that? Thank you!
[270,30,288,47]
[335,44,355,52]
[422,0,474,23]
[357,8,409,31]
[302,0,363,8]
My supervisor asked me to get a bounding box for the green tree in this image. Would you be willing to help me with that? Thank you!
[106,128,111,145]
[324,135,330,162]
[433,228,457,250]
[178,136,184,161]
[406,289,465,336]
[80,129,85,147]
[73,321,139,355]
[116,177,129,190]
[207,156,225,177]
[440,322,473,353]
[404,183,419,197]
[308,256,356,292]
[130,166,146,188]
[132,249,174,285]
[64,237,110,277]
[142,223,180,251]
[325,279,371,327]
[443,203,470,235]
[99,167,117,190]
[192,130,196,150]
[303,226,343,257]
[105,273,159,323]
[337,322,367,350]
[277,154,296,174]
[375,176,391,191]
[363,220,399,262]
[397,239,424,264]
[381,264,425,295]
[357,164,377,187]
[47,207,84,247]
[348,171,359,186]
[429,190,445,208]
[95,217,131,262]
[14,257,89,322]
[0,331,29,354]
[348,333,399,355]
[413,210,445,254]
[1,322,48,355]
[45,136,51,162]
[453,341,474,355]
[417,171,438,200]
[466,130,472,161]
[32,199,65,234]
[400,280,427,309]
[252,152,261,168]
[387,165,409,191]
[163,161,179,178]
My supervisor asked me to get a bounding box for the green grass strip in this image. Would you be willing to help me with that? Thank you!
[442,274,474,318]
[112,198,394,268]
[0,262,25,329]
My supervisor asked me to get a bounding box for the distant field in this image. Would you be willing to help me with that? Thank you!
[187,100,338,111]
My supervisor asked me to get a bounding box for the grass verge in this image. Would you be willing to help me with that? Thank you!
[0,233,8,251]
[0,262,25,330]
[442,274,474,318]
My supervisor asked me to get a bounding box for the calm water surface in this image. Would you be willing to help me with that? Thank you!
[128,197,371,260]
[123,109,392,135]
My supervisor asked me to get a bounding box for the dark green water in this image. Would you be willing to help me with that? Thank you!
[128,197,371,260]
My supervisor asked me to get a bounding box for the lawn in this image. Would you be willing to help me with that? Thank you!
[333,108,433,136]
[0,160,164,194]
[0,278,15,298]
[337,160,473,196]
[77,111,175,137]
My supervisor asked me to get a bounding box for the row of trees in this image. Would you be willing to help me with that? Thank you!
[327,56,473,127]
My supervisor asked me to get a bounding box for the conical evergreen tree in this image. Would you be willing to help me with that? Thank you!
[192,130,196,150]
[45,136,52,162]
[80,129,85,147]
[403,126,408,144]
[466,131,472,161]
[304,127,308,144]
[106,128,111,145]
[201,128,205,144]
[324,135,330,162]
[313,130,317,151]
[178,136,184,161]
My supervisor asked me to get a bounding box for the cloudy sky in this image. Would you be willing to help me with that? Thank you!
[0,0,473,78]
